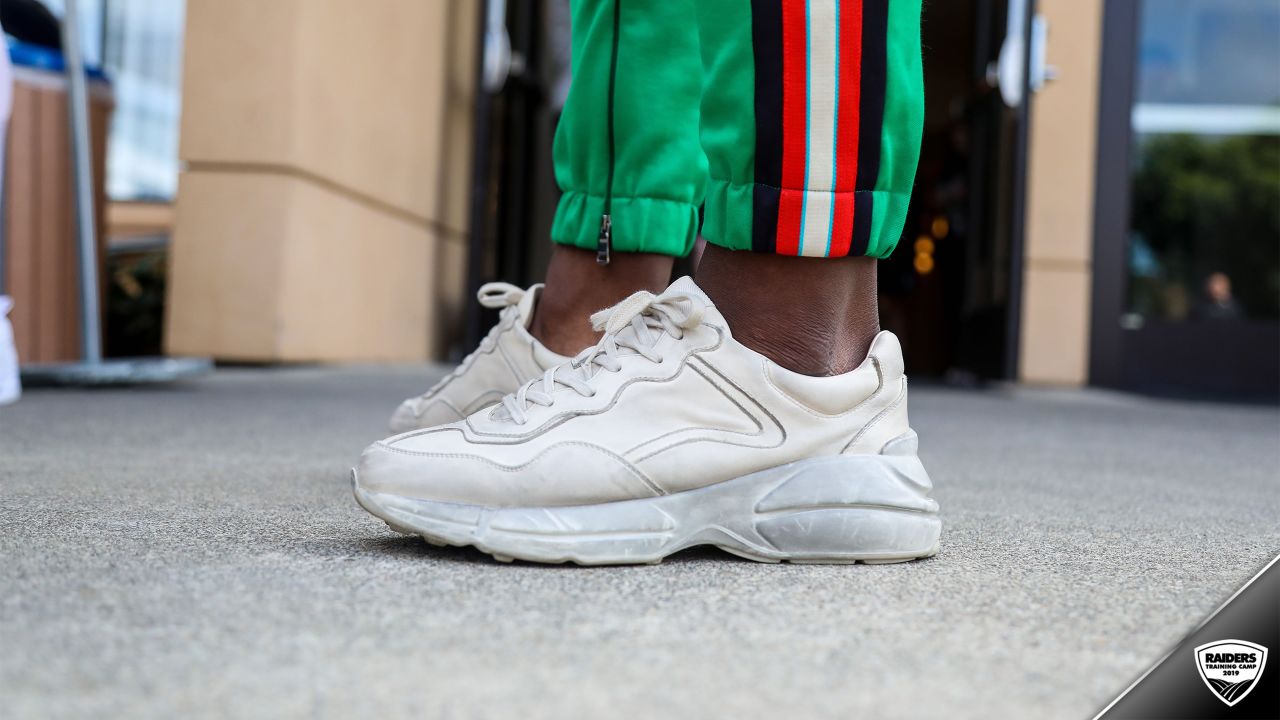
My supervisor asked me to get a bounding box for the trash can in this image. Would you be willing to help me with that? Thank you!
[1,39,112,364]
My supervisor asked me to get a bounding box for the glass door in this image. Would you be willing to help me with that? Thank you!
[1092,0,1280,398]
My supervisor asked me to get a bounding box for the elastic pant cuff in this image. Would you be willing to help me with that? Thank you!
[701,178,754,252]
[551,191,698,258]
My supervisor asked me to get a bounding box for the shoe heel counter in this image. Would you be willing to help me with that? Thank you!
[843,374,912,455]
[840,332,911,455]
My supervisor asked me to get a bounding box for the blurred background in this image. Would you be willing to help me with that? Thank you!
[1,6,1277,716]
[1,0,1277,399]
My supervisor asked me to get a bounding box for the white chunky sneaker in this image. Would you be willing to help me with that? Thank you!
[388,282,568,433]
[357,277,940,565]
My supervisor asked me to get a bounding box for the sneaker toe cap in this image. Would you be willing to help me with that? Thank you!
[355,429,483,502]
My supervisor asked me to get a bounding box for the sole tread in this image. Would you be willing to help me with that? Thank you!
[353,446,941,566]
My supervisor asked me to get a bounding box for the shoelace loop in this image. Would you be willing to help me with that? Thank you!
[477,282,527,310]
[409,282,528,412]
[499,288,707,424]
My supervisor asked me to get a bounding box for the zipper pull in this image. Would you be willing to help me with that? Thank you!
[596,214,612,265]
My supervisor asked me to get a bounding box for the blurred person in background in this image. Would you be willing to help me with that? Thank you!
[356,0,937,566]
[1193,271,1241,320]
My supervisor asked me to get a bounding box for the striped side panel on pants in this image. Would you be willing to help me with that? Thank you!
[750,0,889,258]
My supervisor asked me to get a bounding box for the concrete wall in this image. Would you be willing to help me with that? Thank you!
[166,0,476,362]
[1018,0,1105,385]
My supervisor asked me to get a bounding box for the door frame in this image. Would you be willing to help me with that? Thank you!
[1088,0,1140,389]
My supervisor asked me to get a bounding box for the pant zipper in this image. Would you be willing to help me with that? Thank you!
[598,0,621,265]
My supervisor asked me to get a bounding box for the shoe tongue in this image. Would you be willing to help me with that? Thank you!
[515,284,544,328]
[664,275,712,305]
[660,276,729,336]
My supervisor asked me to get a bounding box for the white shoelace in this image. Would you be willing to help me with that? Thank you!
[499,287,708,424]
[413,282,528,404]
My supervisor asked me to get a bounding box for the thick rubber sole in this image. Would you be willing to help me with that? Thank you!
[352,431,940,566]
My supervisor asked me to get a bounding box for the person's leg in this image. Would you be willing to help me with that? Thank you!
[529,247,675,356]
[388,0,707,432]
[532,0,707,356]
[694,0,924,375]
[356,0,940,565]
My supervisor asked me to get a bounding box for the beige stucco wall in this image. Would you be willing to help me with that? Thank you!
[1018,0,1105,385]
[167,0,476,361]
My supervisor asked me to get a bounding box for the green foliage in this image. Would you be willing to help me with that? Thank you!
[1129,133,1280,319]
[105,249,167,358]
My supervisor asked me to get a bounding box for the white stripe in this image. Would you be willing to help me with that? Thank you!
[799,192,834,257]
[801,0,839,256]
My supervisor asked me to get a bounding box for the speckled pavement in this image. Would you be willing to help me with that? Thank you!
[2,366,1277,719]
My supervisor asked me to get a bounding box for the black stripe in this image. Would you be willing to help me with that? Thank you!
[750,0,783,252]
[850,192,874,256]
[752,185,781,253]
[855,0,888,192]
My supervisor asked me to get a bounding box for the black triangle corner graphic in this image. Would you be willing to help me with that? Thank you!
[1096,555,1280,720]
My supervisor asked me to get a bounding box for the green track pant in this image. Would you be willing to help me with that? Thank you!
[551,0,924,261]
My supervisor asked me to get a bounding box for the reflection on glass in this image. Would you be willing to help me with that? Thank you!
[1136,0,1280,106]
[101,0,187,201]
[1126,0,1280,322]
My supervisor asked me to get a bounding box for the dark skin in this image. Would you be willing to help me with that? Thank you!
[529,245,674,356]
[530,243,880,377]
[695,243,880,376]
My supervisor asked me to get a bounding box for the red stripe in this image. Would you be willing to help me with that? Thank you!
[776,0,809,255]
[829,193,855,257]
[776,191,803,256]
[835,1,864,192]
[828,0,863,256]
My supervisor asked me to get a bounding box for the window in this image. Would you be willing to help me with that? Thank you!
[99,0,186,201]
[1126,0,1280,324]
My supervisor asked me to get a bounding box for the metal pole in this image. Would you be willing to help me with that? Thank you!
[0,119,8,297]
[62,0,103,363]
[1003,0,1037,381]
[21,0,212,386]
[0,24,11,297]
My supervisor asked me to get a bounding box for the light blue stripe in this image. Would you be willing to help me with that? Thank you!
[824,0,839,257]
[798,0,813,256]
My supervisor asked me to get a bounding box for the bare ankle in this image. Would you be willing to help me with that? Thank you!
[695,244,879,376]
[530,246,675,356]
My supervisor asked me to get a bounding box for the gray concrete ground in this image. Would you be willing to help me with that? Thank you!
[1,365,1277,719]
